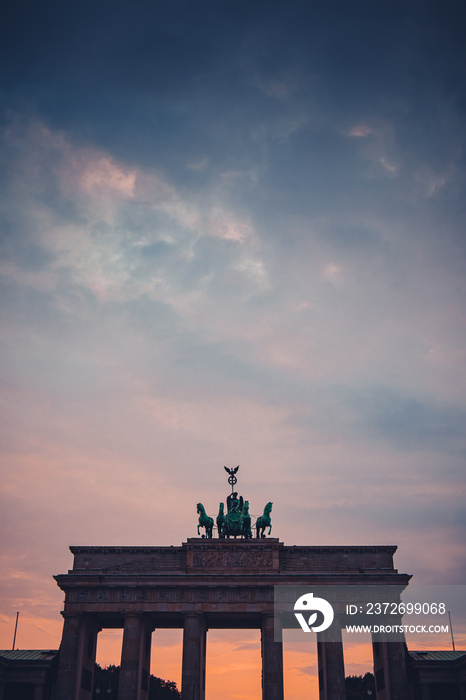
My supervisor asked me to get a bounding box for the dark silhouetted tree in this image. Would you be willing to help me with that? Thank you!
[93,664,181,699]
[345,672,376,698]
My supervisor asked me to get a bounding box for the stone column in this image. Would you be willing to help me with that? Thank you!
[181,614,207,700]
[80,619,99,700]
[317,618,345,700]
[386,640,409,700]
[56,613,99,700]
[372,627,409,700]
[56,613,82,699]
[55,613,99,700]
[119,615,152,700]
[419,683,431,700]
[32,684,45,700]
[261,613,284,700]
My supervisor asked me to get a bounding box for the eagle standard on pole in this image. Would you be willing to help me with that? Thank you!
[224,464,239,493]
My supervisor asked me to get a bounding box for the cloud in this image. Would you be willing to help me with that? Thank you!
[1,119,264,310]
[187,158,208,171]
[322,262,343,285]
[1,1,465,672]
[379,157,398,174]
[79,157,137,197]
[349,124,373,138]
[350,386,466,452]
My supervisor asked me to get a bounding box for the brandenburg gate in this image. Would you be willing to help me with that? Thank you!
[54,470,411,699]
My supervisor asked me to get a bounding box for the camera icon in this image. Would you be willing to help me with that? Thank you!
[294,592,334,633]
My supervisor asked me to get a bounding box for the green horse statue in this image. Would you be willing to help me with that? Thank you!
[255,502,273,538]
[197,503,214,538]
[216,502,225,537]
[241,500,252,539]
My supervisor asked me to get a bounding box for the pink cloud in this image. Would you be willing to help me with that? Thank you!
[349,124,373,138]
[79,157,137,197]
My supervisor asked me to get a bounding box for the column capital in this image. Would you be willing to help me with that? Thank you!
[60,610,83,619]
[261,611,276,620]
[182,614,206,630]
[121,612,156,631]
[317,619,343,644]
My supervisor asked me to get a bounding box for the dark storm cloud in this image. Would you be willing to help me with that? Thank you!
[2,0,464,183]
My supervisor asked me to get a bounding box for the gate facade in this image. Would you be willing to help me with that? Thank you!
[54,538,411,700]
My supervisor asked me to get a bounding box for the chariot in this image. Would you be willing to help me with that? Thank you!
[196,466,272,539]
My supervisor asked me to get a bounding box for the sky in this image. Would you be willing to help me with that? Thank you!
[0,0,465,697]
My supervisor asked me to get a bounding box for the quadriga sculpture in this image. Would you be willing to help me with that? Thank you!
[214,497,253,539]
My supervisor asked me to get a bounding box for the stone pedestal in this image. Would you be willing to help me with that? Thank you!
[261,614,284,700]
[181,614,207,700]
[317,620,346,700]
